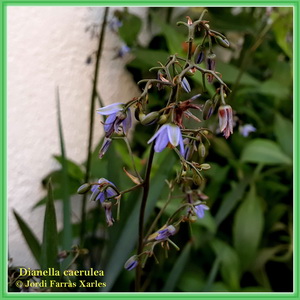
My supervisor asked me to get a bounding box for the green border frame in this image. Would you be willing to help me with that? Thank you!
[1,1,298,299]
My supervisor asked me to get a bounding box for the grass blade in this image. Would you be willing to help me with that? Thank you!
[56,88,72,269]
[162,242,192,292]
[41,179,59,275]
[13,210,41,266]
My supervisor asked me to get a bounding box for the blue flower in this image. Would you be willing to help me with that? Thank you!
[155,225,176,241]
[118,44,131,57]
[90,178,118,203]
[147,123,185,155]
[97,103,132,137]
[193,203,209,219]
[239,124,256,137]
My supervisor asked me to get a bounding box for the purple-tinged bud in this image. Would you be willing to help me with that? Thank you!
[202,99,215,120]
[215,35,230,48]
[155,225,176,241]
[218,105,233,139]
[124,256,139,271]
[194,45,205,64]
[99,137,112,159]
[181,77,191,93]
[207,53,216,71]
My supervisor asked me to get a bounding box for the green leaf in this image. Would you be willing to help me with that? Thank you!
[195,211,217,235]
[258,79,290,98]
[215,178,249,227]
[13,210,41,266]
[233,185,264,270]
[274,113,293,159]
[151,12,185,55]
[118,13,142,47]
[129,48,170,70]
[240,138,292,165]
[271,9,293,58]
[210,137,236,160]
[53,155,84,181]
[162,242,192,292]
[56,89,72,268]
[41,180,59,274]
[210,238,241,291]
[217,61,260,86]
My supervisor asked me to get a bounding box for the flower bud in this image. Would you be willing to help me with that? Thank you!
[124,255,139,271]
[77,183,91,194]
[215,35,230,48]
[198,143,206,158]
[140,111,160,125]
[194,44,205,64]
[134,107,141,121]
[202,99,215,120]
[192,172,202,186]
[218,105,233,139]
[199,163,211,170]
[181,77,191,93]
[158,114,168,124]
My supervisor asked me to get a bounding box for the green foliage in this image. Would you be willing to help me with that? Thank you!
[12,7,293,293]
[41,180,59,276]
[13,211,42,266]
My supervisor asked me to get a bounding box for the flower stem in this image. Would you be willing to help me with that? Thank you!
[80,7,109,246]
[135,143,155,292]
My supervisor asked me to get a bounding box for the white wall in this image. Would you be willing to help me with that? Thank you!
[8,6,148,268]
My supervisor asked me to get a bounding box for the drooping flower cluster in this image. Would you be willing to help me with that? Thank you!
[78,11,234,274]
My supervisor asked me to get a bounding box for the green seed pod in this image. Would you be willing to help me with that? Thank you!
[212,93,221,106]
[202,99,215,120]
[200,163,211,170]
[134,107,141,121]
[138,111,146,122]
[158,114,168,125]
[77,183,91,194]
[215,35,230,48]
[140,111,160,125]
[198,143,206,158]
[192,171,202,186]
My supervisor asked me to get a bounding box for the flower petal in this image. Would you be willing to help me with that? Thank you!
[179,134,185,156]
[154,127,169,152]
[122,109,132,135]
[104,113,117,134]
[167,124,180,147]
[97,103,124,115]
[147,124,168,144]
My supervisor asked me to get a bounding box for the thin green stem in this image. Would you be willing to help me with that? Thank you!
[135,143,155,292]
[144,182,174,241]
[123,137,143,182]
[80,7,109,246]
